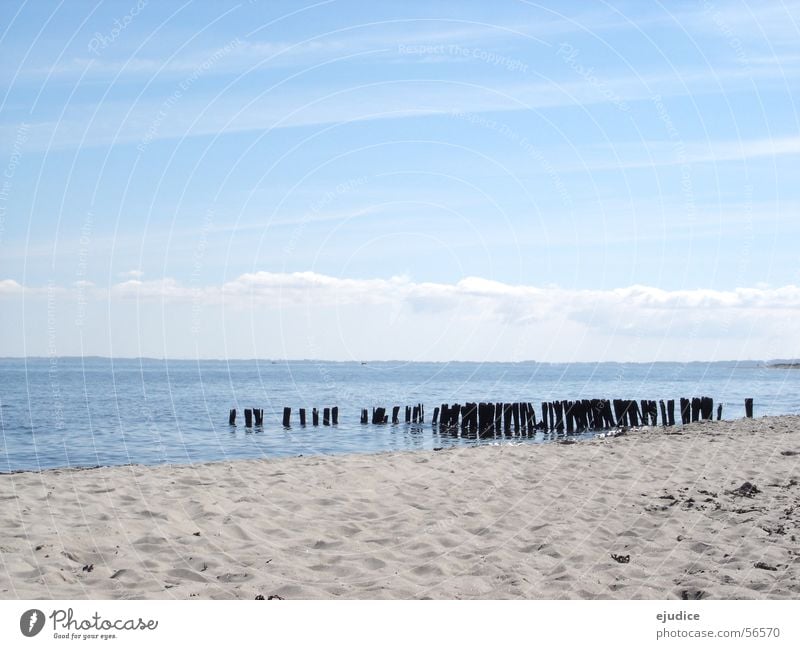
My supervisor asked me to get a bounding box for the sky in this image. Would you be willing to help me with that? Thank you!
[0,0,798,361]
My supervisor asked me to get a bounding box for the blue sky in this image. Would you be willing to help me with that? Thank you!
[1,0,799,360]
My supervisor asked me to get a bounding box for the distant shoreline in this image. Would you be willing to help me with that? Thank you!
[768,363,800,369]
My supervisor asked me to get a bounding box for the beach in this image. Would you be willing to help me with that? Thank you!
[1,416,798,600]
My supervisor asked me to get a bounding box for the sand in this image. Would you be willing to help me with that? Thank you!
[1,416,799,599]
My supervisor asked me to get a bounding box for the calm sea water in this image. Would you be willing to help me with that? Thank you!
[1,358,798,472]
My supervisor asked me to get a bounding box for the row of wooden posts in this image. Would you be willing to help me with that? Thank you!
[229,407,339,427]
[228,398,755,428]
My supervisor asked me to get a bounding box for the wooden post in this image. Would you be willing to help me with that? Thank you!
[467,402,477,433]
[299,408,307,426]
[412,406,419,423]
[245,408,253,427]
[680,398,690,425]
[502,403,511,432]
[602,400,614,428]
[540,402,548,431]
[745,398,754,418]
[580,400,590,430]
[716,404,722,420]
[229,409,236,425]
[332,406,338,425]
[419,404,424,424]
[667,399,675,426]
[451,404,461,427]
[659,400,667,427]
[691,397,700,422]
[440,404,449,427]
[629,400,640,427]
[432,407,440,425]
[360,408,367,424]
[495,403,502,431]
[392,406,400,424]
[254,409,264,426]
[564,401,574,434]
[405,406,411,423]
[700,397,712,420]
[323,407,330,426]
[511,403,520,431]
[313,408,319,426]
[282,407,290,427]
[553,401,563,431]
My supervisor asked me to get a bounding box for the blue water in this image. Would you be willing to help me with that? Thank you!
[1,358,798,472]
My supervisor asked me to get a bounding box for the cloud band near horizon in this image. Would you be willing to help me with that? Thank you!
[1,271,798,362]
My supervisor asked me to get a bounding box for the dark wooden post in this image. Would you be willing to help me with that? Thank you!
[691,397,700,422]
[419,404,424,423]
[405,406,411,423]
[360,408,368,424]
[412,406,419,423]
[553,401,562,431]
[520,402,528,432]
[432,407,440,425]
[440,404,449,427]
[540,402,548,431]
[502,403,511,432]
[612,399,622,427]
[745,398,753,418]
[640,400,649,426]
[603,400,614,428]
[254,408,264,426]
[716,404,722,420]
[245,408,253,427]
[511,403,520,431]
[332,407,338,425]
[580,400,591,430]
[700,397,712,420]
[229,409,236,425]
[680,398,690,425]
[659,400,667,427]
[564,401,574,434]
[313,407,319,426]
[323,407,330,426]
[450,404,461,427]
[392,406,400,424]
[299,408,307,426]
[467,402,477,433]
[667,399,675,426]
[282,407,290,427]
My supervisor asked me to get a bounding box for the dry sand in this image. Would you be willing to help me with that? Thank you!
[1,416,799,599]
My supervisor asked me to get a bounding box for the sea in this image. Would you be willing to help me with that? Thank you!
[1,357,798,473]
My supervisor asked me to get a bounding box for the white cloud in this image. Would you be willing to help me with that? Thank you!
[118,269,144,279]
[98,271,800,323]
[0,279,23,294]
[4,272,799,360]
